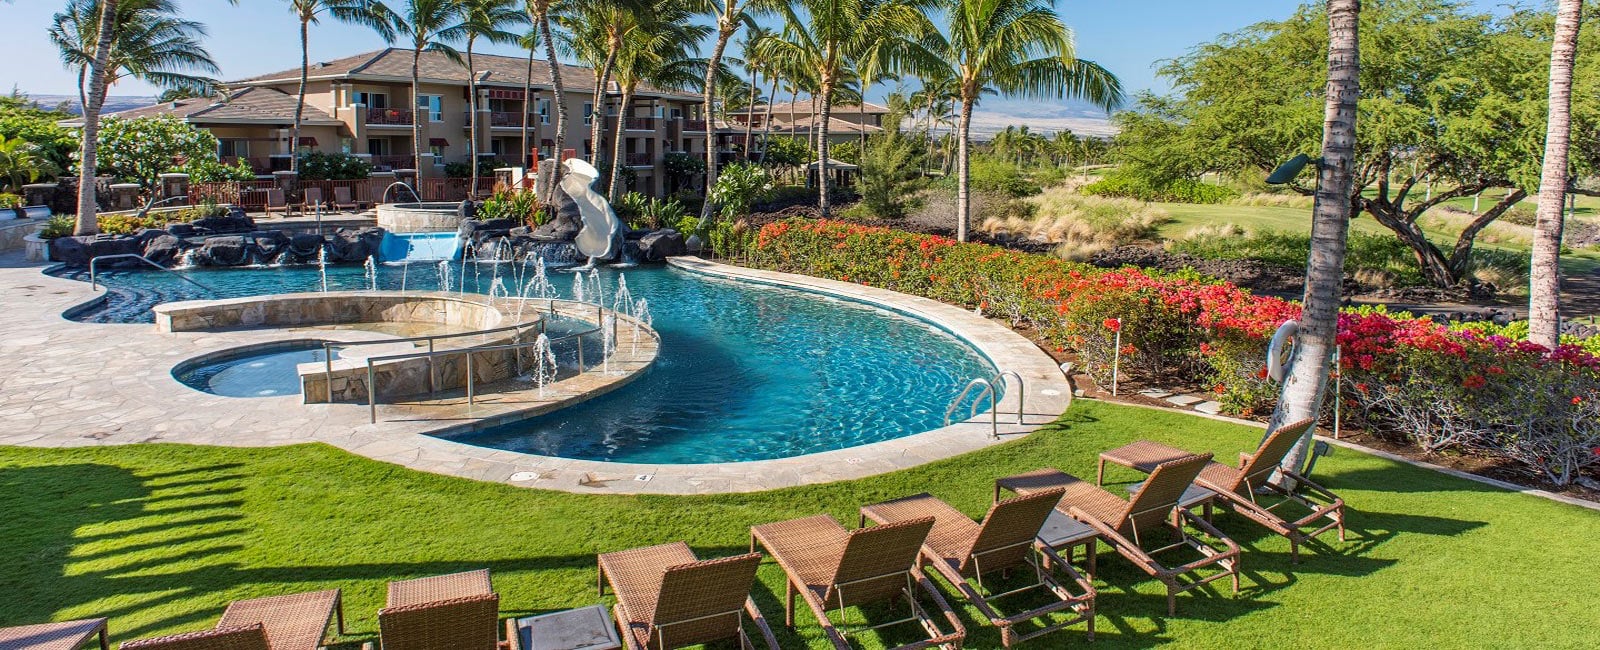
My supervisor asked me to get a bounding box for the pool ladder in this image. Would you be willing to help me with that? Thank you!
[944,370,1026,440]
[88,253,216,294]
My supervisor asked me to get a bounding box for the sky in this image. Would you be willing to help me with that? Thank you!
[0,0,1506,133]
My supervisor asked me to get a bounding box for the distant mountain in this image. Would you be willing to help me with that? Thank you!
[23,95,158,116]
[966,97,1118,139]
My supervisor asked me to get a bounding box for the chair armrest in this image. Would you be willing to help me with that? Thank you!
[1035,543,1096,598]
[1239,452,1253,467]
[1067,507,1162,568]
[743,597,781,650]
[1177,508,1241,554]
[502,617,522,650]
[911,564,968,642]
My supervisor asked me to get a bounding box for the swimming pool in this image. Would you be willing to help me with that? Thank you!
[60,262,996,464]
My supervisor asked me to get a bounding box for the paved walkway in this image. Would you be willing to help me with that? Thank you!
[0,253,1070,494]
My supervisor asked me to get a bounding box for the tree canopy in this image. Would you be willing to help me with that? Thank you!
[1115,0,1600,286]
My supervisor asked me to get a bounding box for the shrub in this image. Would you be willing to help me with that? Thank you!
[662,151,704,182]
[748,217,1600,486]
[39,214,74,239]
[97,116,219,190]
[982,189,1170,260]
[614,192,685,230]
[476,189,540,225]
[762,136,810,167]
[0,192,20,209]
[297,152,372,181]
[1171,228,1427,288]
[706,162,771,221]
[183,157,256,183]
[1084,171,1238,204]
[961,156,1040,198]
[856,125,925,218]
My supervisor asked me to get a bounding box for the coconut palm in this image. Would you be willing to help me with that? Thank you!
[604,4,707,199]
[284,1,398,173]
[525,0,566,199]
[1529,0,1584,348]
[558,0,648,168]
[757,0,933,219]
[393,0,461,183]
[1273,0,1361,483]
[443,0,527,197]
[928,0,1122,241]
[50,0,222,235]
[518,24,538,169]
[690,0,782,222]
[736,24,774,161]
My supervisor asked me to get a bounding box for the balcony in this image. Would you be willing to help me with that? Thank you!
[681,119,707,132]
[624,117,658,131]
[371,154,416,171]
[367,108,413,126]
[624,152,654,166]
[469,111,534,128]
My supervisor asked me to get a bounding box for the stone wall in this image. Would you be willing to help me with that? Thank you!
[0,219,42,253]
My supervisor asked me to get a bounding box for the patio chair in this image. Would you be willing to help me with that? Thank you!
[859,489,1094,648]
[597,542,779,650]
[379,569,503,650]
[1011,453,1241,616]
[1095,419,1345,563]
[0,617,110,650]
[332,186,361,211]
[120,626,269,650]
[300,187,327,214]
[263,189,291,217]
[120,588,341,650]
[750,514,964,650]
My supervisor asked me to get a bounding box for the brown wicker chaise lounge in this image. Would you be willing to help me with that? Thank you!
[263,189,291,217]
[120,589,343,650]
[332,186,362,211]
[300,187,326,214]
[1002,454,1241,616]
[1090,419,1345,563]
[379,569,505,650]
[859,489,1094,648]
[750,514,965,649]
[0,617,110,650]
[597,542,779,650]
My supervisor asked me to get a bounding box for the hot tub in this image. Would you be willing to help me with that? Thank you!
[376,202,463,233]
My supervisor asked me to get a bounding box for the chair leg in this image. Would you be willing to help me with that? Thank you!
[785,579,796,627]
[1167,588,1177,616]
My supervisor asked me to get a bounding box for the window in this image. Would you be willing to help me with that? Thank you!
[368,138,387,156]
[339,137,353,154]
[217,139,249,158]
[652,105,664,119]
[670,107,683,119]
[416,94,443,122]
[353,92,388,108]
[430,143,444,158]
[538,99,550,124]
[583,102,593,125]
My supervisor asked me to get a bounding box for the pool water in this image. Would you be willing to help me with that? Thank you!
[62,262,996,463]
[174,341,334,398]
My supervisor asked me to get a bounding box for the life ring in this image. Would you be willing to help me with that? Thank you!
[1267,320,1298,382]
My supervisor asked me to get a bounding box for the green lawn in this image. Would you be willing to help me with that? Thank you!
[4,400,1599,648]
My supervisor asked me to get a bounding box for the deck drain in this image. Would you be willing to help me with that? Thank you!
[509,471,544,482]
[1040,389,1061,396]
[635,474,654,482]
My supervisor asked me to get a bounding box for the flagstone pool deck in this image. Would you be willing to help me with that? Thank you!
[0,252,1071,494]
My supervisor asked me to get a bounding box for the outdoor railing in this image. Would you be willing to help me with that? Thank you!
[188,180,280,211]
[681,119,708,132]
[371,154,415,171]
[414,177,497,201]
[624,152,654,166]
[624,117,657,131]
[367,108,413,125]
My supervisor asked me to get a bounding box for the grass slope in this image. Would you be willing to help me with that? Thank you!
[3,400,1599,648]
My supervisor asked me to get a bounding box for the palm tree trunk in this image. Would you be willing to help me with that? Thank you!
[1274,0,1361,483]
[1529,0,1583,349]
[468,40,480,199]
[540,10,565,203]
[291,17,309,173]
[743,70,757,161]
[817,78,834,219]
[589,44,616,166]
[608,84,634,200]
[411,49,423,180]
[75,0,119,236]
[955,96,974,241]
[522,44,534,172]
[699,24,734,221]
[762,75,777,153]
[858,84,869,150]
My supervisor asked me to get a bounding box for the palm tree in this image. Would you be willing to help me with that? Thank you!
[51,0,223,235]
[1529,0,1584,349]
[604,4,707,199]
[519,24,538,170]
[525,0,566,200]
[930,0,1122,241]
[394,0,461,183]
[692,0,781,222]
[1273,0,1360,482]
[737,24,773,161]
[559,0,646,169]
[284,0,397,173]
[758,0,931,219]
[443,0,527,198]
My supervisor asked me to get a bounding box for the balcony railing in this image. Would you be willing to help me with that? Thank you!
[367,108,413,125]
[371,154,416,170]
[681,119,707,132]
[624,152,653,166]
[471,111,533,128]
[624,117,657,131]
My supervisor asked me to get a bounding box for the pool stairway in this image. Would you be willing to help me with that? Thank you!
[380,231,462,262]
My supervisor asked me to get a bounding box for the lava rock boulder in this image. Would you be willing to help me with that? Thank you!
[636,229,686,262]
[198,236,251,266]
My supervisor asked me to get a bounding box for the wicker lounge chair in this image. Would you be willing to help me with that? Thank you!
[1090,419,1345,563]
[859,489,1094,648]
[120,590,342,650]
[300,187,326,213]
[332,186,361,211]
[750,514,964,650]
[0,617,110,650]
[1004,454,1241,616]
[263,189,291,217]
[597,542,779,650]
[379,569,503,650]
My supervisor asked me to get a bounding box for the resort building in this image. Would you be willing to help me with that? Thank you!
[725,100,888,144]
[88,48,715,197]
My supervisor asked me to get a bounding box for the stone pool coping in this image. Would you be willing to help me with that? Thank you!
[1,254,1065,494]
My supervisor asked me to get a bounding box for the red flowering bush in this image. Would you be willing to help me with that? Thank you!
[750,218,1600,485]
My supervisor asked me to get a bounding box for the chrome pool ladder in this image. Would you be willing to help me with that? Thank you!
[88,253,216,294]
[943,370,1026,440]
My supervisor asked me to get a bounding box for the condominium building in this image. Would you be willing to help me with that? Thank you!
[89,48,719,197]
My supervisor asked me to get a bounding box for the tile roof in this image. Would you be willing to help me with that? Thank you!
[62,87,341,127]
[729,100,889,117]
[767,116,884,135]
[233,48,699,100]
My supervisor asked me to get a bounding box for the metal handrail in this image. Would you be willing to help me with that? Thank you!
[942,370,1028,440]
[89,253,216,293]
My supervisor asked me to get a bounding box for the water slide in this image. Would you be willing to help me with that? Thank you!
[562,159,622,261]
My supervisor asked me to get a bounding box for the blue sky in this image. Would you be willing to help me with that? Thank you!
[3,0,1508,128]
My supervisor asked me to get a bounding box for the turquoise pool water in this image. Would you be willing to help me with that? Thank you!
[174,341,334,398]
[60,262,996,463]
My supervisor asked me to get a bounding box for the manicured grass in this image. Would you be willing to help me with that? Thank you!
[4,400,1600,648]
